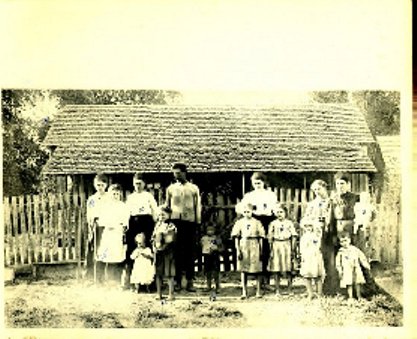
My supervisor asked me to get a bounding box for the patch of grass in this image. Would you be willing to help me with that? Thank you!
[135,308,171,328]
[5,305,60,327]
[200,305,242,319]
[80,311,124,328]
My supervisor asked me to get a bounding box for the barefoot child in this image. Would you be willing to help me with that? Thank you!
[231,202,265,299]
[152,206,177,301]
[267,203,298,296]
[299,218,325,300]
[336,231,371,300]
[130,232,155,293]
[201,222,224,293]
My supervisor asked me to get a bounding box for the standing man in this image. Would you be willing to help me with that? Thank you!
[165,163,201,292]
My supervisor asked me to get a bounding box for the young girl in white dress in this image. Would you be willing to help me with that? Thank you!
[267,203,297,296]
[130,232,155,293]
[299,218,325,300]
[231,202,265,299]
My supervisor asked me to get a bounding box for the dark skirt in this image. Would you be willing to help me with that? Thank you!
[155,248,176,278]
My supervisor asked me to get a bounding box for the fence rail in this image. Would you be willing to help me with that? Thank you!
[3,186,401,269]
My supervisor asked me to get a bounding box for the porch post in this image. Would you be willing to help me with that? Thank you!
[242,173,246,196]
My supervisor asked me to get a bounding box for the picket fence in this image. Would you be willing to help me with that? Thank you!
[3,187,401,271]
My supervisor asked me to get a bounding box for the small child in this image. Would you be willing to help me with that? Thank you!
[353,192,376,255]
[201,222,224,293]
[336,231,371,301]
[267,203,298,296]
[299,218,325,300]
[231,202,265,299]
[130,232,155,293]
[152,206,177,301]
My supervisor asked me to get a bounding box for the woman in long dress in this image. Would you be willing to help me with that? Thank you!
[97,184,129,285]
[241,172,277,289]
[304,179,338,295]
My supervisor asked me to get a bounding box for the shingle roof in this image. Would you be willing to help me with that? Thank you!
[42,104,377,174]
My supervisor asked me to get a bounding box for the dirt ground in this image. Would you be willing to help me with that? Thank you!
[4,270,403,329]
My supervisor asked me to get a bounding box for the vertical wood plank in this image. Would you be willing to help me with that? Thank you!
[74,190,81,278]
[300,189,308,217]
[285,188,292,218]
[4,197,12,266]
[217,193,226,227]
[157,184,164,206]
[308,189,314,202]
[279,188,285,203]
[294,189,300,223]
[48,193,55,263]
[242,173,246,196]
[364,174,369,192]
[57,193,64,261]
[64,192,71,260]
[33,195,40,263]
[11,196,18,265]
[273,187,278,201]
[79,188,87,265]
[26,195,33,264]
[41,194,47,262]
[18,195,26,265]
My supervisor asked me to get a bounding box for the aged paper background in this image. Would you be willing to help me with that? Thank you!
[0,0,413,338]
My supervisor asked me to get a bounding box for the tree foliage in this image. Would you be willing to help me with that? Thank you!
[310,90,400,136]
[51,89,182,106]
[2,89,183,196]
[2,90,51,196]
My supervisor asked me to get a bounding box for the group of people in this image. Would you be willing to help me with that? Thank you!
[86,163,201,301]
[233,172,376,301]
[85,164,377,302]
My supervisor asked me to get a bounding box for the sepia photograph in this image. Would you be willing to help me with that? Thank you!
[2,89,403,329]
[0,0,411,337]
